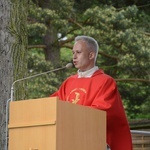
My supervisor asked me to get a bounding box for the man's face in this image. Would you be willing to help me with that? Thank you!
[72,40,95,71]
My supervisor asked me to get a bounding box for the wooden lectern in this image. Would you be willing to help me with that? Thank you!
[8,97,106,150]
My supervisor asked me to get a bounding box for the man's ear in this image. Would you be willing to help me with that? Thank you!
[89,52,95,60]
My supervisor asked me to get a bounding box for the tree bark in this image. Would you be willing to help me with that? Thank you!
[0,0,13,148]
[43,28,60,65]
[0,0,28,149]
[9,0,28,101]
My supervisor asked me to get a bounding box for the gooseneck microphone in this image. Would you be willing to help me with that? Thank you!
[10,63,73,101]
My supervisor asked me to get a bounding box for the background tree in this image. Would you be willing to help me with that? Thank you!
[28,0,74,65]
[0,0,28,149]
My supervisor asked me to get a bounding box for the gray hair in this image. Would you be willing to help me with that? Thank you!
[75,35,99,61]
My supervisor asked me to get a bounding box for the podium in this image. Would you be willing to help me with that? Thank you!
[8,97,106,150]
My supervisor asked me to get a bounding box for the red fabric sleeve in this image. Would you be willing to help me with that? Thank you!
[91,78,132,150]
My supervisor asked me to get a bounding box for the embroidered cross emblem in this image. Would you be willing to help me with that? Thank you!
[72,92,80,104]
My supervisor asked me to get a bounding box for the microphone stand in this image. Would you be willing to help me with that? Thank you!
[10,64,72,101]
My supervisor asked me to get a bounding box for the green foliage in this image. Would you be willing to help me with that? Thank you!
[28,1,74,45]
[27,48,73,99]
[118,82,150,119]
[61,48,73,62]
[77,5,150,80]
[27,49,56,98]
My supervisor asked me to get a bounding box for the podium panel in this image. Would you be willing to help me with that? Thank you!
[8,97,57,150]
[56,100,106,150]
[8,97,106,150]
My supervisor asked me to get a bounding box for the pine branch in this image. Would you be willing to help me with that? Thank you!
[115,78,150,83]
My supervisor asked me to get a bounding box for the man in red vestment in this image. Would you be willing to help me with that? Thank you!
[51,35,132,150]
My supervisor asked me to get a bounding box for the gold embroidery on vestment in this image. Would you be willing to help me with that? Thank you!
[72,92,80,104]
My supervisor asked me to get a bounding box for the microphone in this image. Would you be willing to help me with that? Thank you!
[10,63,73,101]
[66,63,73,68]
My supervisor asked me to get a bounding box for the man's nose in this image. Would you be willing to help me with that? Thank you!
[73,53,77,59]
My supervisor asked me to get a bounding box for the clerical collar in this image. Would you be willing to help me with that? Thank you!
[77,66,99,78]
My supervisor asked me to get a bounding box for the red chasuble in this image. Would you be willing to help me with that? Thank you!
[51,69,133,150]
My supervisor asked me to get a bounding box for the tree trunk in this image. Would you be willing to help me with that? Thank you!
[0,0,28,149]
[33,0,61,65]
[0,0,13,149]
[43,28,60,65]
